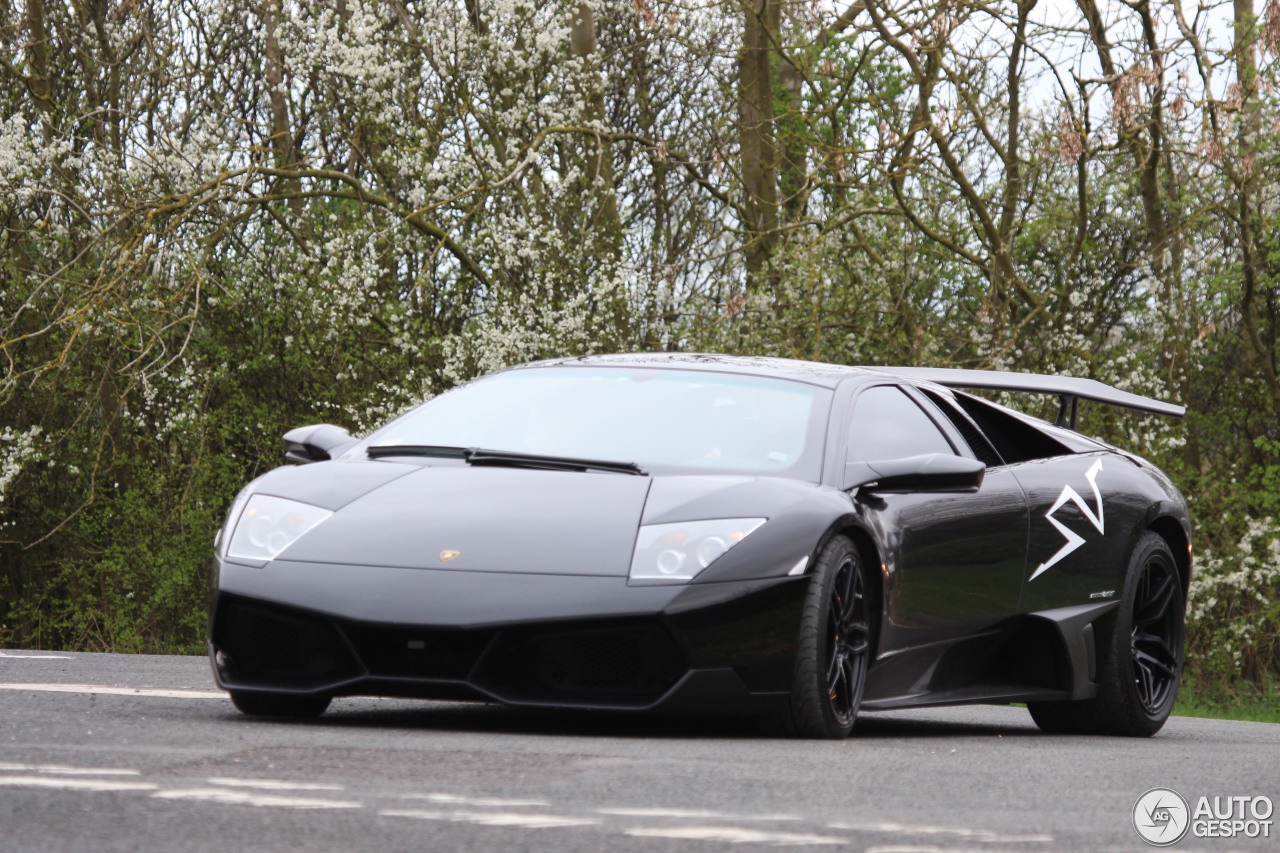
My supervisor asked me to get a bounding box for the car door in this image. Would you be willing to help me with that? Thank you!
[843,383,1030,654]
[927,387,1154,614]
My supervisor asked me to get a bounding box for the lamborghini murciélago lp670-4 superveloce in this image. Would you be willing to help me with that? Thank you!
[208,354,1191,738]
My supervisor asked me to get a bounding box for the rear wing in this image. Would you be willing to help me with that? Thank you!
[875,367,1185,430]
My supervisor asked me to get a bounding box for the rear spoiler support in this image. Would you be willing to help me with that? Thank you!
[1056,395,1080,430]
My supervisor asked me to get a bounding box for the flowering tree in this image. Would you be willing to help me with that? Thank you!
[0,0,1277,693]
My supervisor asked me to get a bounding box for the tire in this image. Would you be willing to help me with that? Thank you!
[1028,531,1184,736]
[780,535,875,739]
[230,690,332,718]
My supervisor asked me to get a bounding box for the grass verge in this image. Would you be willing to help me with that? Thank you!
[1173,681,1280,724]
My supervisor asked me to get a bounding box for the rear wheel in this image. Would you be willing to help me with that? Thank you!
[781,536,874,739]
[230,691,331,718]
[1028,532,1183,736]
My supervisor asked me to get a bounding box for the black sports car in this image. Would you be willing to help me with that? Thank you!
[209,354,1191,738]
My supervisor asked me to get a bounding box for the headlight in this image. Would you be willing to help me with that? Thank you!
[629,518,766,582]
[217,489,250,556]
[224,494,332,562]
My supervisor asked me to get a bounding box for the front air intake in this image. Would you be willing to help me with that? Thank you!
[212,595,362,688]
[341,623,495,680]
[473,620,686,707]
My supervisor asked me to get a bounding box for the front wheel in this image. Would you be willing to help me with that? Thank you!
[1028,531,1184,736]
[781,536,875,739]
[230,691,332,719]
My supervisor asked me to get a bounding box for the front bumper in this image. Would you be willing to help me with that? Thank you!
[209,558,808,715]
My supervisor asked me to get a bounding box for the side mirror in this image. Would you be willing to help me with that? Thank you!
[842,453,985,493]
[284,423,356,464]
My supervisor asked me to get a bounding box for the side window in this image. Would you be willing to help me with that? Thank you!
[919,388,1005,468]
[846,386,956,462]
[951,391,1071,463]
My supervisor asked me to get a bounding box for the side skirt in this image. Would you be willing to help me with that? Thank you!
[861,601,1120,710]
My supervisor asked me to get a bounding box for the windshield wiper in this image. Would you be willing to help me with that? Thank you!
[466,448,646,476]
[366,445,469,460]
[366,445,646,476]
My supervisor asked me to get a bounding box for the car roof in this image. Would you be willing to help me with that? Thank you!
[522,353,874,388]
[523,355,1184,420]
[500,354,1136,454]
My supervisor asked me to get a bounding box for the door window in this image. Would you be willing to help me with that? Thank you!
[847,386,956,461]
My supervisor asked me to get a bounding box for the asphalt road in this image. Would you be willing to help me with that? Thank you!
[1,650,1277,852]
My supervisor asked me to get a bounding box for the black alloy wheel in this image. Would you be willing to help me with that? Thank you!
[826,552,872,728]
[1131,551,1182,715]
[781,535,875,739]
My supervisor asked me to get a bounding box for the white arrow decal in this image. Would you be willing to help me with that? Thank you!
[1030,458,1104,581]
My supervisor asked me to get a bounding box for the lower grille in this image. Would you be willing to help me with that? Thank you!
[342,624,494,680]
[475,621,686,706]
[212,595,688,707]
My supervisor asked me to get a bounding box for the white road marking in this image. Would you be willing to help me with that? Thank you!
[152,788,361,809]
[0,763,141,776]
[864,847,1010,853]
[381,809,599,829]
[829,822,1052,844]
[0,776,159,793]
[600,807,800,822]
[0,652,73,659]
[0,683,224,699]
[625,826,845,845]
[404,793,550,807]
[207,777,344,791]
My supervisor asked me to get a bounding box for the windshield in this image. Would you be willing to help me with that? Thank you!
[350,366,831,480]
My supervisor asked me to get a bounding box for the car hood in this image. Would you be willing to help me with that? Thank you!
[271,462,653,576]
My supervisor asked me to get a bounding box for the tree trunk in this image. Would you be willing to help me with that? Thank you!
[738,0,780,291]
[1233,0,1280,408]
[26,0,55,140]
[262,0,301,215]
[570,2,622,259]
